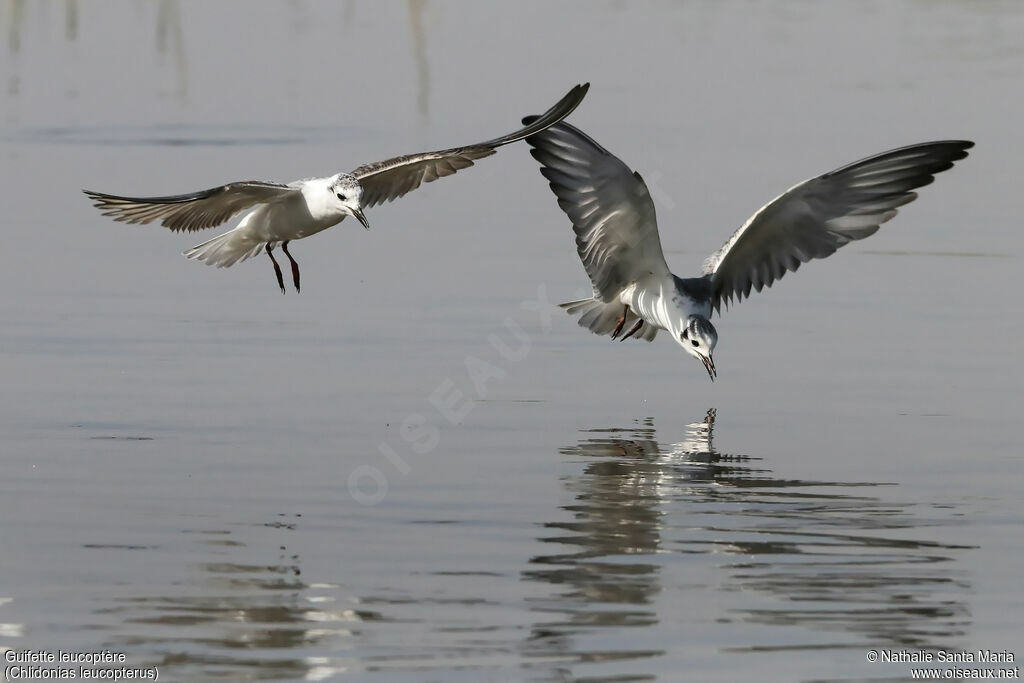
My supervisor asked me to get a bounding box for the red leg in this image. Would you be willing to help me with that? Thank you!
[611,305,629,339]
[281,241,300,293]
[619,319,644,341]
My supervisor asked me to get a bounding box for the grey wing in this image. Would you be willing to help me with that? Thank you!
[703,140,973,313]
[83,181,297,232]
[351,83,589,208]
[525,121,671,302]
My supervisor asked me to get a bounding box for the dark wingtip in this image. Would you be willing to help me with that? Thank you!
[82,189,110,208]
[484,82,590,147]
[518,79,588,128]
[517,80,588,128]
[939,140,974,161]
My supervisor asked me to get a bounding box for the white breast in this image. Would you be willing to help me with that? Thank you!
[621,273,692,336]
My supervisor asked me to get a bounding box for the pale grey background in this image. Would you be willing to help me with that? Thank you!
[1,2,1021,682]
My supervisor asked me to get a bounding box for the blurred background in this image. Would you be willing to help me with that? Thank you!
[1,2,1021,681]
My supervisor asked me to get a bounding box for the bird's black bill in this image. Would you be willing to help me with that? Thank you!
[701,354,717,382]
[353,207,370,230]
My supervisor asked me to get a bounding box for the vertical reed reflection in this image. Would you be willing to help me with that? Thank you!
[155,0,188,104]
[407,0,430,117]
[4,1,188,103]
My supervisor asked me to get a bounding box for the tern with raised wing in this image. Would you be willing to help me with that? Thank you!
[84,84,589,293]
[524,120,972,380]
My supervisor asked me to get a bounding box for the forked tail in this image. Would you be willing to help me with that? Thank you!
[559,297,658,342]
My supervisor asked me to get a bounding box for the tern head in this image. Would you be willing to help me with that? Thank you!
[329,173,369,229]
[679,315,718,381]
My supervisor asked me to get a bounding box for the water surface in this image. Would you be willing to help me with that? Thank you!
[1,2,1021,682]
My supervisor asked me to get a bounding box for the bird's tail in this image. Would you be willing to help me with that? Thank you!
[184,227,265,268]
[559,297,658,342]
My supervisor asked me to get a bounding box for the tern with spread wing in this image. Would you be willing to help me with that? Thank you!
[524,120,972,380]
[84,84,589,293]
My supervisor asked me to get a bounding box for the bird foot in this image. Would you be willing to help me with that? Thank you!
[610,305,630,339]
[282,241,301,293]
[619,319,644,341]
[266,244,286,294]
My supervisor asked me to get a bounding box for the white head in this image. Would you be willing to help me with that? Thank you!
[679,315,718,381]
[329,173,369,229]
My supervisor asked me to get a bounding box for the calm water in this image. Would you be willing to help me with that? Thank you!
[1,2,1022,682]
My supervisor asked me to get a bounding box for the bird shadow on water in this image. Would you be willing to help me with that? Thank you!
[522,411,976,680]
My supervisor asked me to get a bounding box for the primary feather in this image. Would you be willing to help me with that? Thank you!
[702,140,974,312]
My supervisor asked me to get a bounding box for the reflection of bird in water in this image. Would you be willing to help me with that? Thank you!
[97,514,375,681]
[524,412,974,676]
[563,410,760,495]
[83,84,588,293]
[523,409,746,668]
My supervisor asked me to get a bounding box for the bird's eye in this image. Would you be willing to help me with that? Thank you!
[336,192,346,201]
[691,340,699,348]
